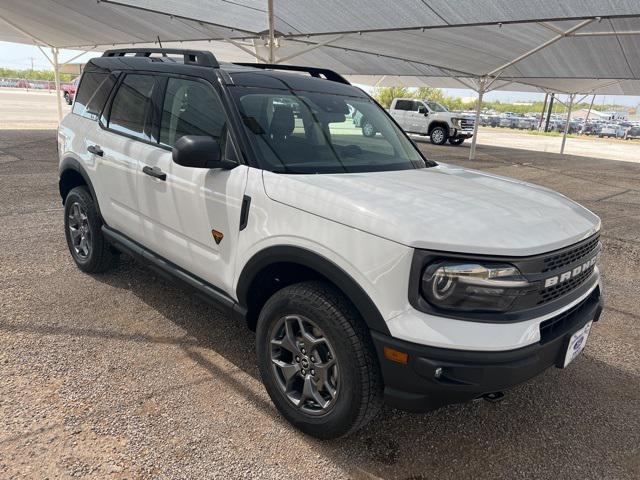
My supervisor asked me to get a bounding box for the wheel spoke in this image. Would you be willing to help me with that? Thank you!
[301,376,328,409]
[69,226,81,241]
[314,359,337,399]
[272,358,299,384]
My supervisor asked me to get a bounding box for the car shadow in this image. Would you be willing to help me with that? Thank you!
[90,254,640,479]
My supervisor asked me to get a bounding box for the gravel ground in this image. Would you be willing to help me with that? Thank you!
[1,129,639,479]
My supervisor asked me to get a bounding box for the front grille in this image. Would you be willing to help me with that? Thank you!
[537,265,595,305]
[542,235,600,272]
[460,119,474,129]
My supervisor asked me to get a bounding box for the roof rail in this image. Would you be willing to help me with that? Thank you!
[102,48,219,68]
[233,63,350,85]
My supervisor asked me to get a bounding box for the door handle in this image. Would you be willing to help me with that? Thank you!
[87,144,103,156]
[142,165,167,181]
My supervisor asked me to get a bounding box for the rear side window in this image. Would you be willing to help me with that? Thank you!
[108,74,157,141]
[72,72,117,121]
[159,78,226,147]
[394,100,413,111]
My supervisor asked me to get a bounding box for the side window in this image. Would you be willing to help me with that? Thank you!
[411,101,422,112]
[108,74,157,141]
[72,72,117,121]
[159,78,226,147]
[395,100,412,111]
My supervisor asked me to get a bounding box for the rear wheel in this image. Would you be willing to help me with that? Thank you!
[64,186,116,273]
[448,137,465,146]
[430,126,448,145]
[256,281,382,439]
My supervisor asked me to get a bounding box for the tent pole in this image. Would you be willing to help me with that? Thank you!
[52,47,63,122]
[469,78,486,161]
[267,0,275,63]
[544,93,555,132]
[584,94,596,130]
[538,93,548,130]
[560,93,575,155]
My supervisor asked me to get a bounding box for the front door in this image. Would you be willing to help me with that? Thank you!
[137,76,248,294]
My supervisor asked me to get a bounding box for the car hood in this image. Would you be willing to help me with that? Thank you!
[262,164,600,256]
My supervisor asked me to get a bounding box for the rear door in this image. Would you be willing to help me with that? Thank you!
[137,76,248,293]
[97,73,161,242]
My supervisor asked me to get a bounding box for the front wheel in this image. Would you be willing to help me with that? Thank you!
[448,137,465,146]
[63,92,71,105]
[256,281,382,439]
[430,126,448,145]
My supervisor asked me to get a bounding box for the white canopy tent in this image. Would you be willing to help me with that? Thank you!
[1,0,639,158]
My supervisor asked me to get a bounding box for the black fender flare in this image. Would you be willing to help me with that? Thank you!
[236,245,390,335]
[59,157,104,222]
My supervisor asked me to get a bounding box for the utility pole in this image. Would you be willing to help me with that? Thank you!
[29,56,35,71]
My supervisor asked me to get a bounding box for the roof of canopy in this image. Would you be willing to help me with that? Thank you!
[1,0,640,94]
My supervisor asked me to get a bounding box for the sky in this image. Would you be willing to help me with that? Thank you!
[2,41,639,108]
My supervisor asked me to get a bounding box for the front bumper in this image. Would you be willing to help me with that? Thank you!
[371,286,603,412]
[452,128,474,138]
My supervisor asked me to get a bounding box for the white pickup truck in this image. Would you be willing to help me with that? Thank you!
[382,98,475,145]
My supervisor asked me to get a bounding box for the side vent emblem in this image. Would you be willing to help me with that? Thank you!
[211,229,224,245]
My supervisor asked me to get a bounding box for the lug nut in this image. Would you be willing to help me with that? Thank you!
[301,348,306,354]
[301,369,306,375]
[310,356,316,362]
[310,369,315,375]
[295,356,300,362]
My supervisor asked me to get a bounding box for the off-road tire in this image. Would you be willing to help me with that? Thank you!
[256,281,383,439]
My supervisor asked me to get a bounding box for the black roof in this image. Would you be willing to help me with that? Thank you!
[87,48,366,97]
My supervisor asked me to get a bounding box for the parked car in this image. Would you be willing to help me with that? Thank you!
[625,127,640,140]
[61,76,80,105]
[58,49,603,439]
[386,98,475,145]
[599,124,625,138]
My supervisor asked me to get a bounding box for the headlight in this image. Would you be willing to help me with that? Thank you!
[421,262,531,312]
[451,117,461,128]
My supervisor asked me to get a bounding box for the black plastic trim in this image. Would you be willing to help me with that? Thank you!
[58,157,104,222]
[373,286,602,412]
[236,245,390,335]
[239,195,251,231]
[102,226,246,321]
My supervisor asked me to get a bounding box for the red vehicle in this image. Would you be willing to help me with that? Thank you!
[61,76,80,105]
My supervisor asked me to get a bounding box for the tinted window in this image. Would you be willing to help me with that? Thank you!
[160,78,226,147]
[394,100,413,111]
[73,72,117,121]
[232,88,427,174]
[108,74,157,141]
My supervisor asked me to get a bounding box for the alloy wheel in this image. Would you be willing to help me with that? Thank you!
[269,314,339,415]
[68,201,91,260]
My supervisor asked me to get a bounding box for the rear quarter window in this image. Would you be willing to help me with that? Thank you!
[72,72,117,121]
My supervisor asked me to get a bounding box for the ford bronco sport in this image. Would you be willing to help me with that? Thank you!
[58,49,603,439]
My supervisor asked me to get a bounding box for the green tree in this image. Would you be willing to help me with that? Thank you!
[371,86,411,108]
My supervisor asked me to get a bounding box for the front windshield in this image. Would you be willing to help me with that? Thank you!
[231,87,430,174]
[426,101,448,112]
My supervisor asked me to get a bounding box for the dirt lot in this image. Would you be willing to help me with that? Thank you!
[1,126,640,477]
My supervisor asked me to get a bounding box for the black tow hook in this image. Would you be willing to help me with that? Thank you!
[483,391,505,403]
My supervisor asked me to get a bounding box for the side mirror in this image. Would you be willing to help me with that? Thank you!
[418,105,428,115]
[172,135,236,169]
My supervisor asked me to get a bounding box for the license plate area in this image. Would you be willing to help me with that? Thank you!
[562,320,593,368]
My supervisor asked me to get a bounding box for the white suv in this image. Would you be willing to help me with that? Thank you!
[58,49,604,439]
